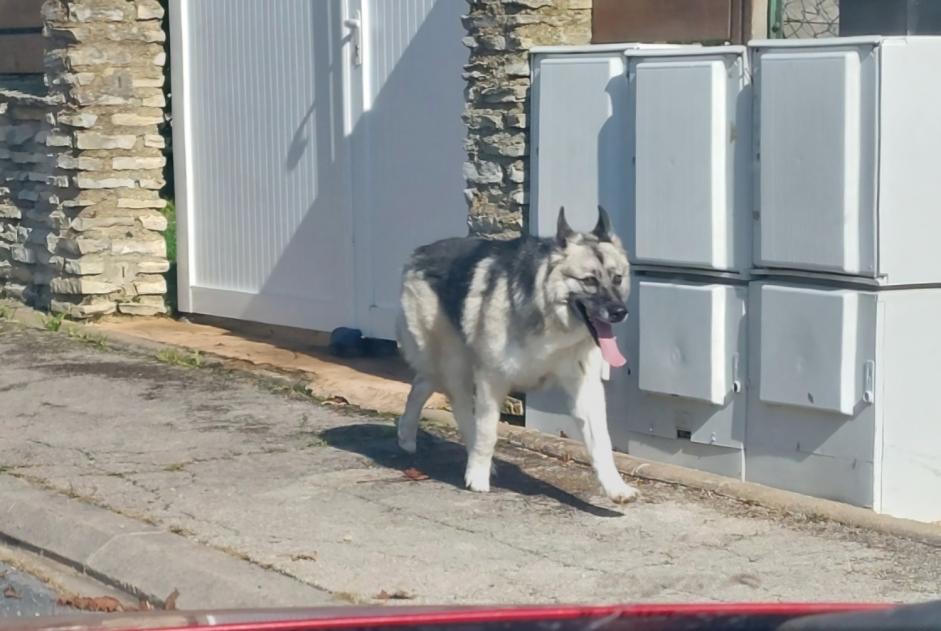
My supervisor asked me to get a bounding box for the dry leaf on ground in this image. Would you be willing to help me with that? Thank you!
[164,589,179,610]
[403,467,429,481]
[57,595,123,612]
[3,586,19,599]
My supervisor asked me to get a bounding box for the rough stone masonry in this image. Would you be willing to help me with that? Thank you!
[462,0,590,239]
[0,0,168,317]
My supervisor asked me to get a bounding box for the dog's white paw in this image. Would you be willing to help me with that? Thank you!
[604,480,639,504]
[464,462,491,493]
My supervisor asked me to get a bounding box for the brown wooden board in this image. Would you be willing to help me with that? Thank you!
[592,0,765,45]
[0,33,43,74]
[0,0,42,28]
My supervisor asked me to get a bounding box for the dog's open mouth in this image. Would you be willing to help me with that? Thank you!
[575,302,627,368]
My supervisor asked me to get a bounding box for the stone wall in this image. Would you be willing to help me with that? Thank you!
[462,0,590,239]
[0,89,62,304]
[0,0,169,317]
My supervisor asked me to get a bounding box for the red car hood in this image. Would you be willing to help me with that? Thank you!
[0,602,908,631]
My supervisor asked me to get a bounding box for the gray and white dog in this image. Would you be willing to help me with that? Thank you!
[395,206,637,503]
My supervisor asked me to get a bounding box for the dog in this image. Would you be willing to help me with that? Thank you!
[395,205,637,503]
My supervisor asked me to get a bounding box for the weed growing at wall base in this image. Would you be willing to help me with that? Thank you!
[155,347,203,368]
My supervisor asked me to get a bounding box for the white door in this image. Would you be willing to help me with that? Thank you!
[174,0,355,331]
[346,0,468,340]
[754,45,879,276]
[173,0,466,338]
[630,50,749,272]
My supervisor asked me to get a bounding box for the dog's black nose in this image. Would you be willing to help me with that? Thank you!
[608,304,628,323]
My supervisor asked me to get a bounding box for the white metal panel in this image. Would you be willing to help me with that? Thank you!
[758,284,867,415]
[638,281,731,405]
[173,0,355,331]
[755,45,878,276]
[877,38,941,286]
[350,0,467,339]
[877,289,941,522]
[531,53,629,237]
[632,58,731,270]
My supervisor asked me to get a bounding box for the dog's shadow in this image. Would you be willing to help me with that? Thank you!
[319,423,622,518]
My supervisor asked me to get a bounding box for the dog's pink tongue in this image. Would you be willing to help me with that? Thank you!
[592,321,627,368]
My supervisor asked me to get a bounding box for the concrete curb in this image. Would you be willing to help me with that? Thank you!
[4,301,941,549]
[0,475,335,609]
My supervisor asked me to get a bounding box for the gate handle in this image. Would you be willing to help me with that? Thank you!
[345,10,363,67]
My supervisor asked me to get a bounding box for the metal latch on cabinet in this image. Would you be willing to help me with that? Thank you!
[863,360,875,404]
[345,9,363,67]
[732,353,742,393]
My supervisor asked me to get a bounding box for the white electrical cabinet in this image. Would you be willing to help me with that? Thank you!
[753,37,941,284]
[628,47,751,274]
[746,282,941,522]
[607,276,748,478]
[526,37,941,523]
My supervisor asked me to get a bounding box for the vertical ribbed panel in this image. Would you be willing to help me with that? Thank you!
[186,0,352,300]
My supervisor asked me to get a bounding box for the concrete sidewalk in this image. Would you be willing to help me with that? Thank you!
[0,320,939,608]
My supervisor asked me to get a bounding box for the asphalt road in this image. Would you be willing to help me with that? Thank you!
[0,561,75,618]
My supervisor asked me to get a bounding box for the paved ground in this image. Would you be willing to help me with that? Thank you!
[0,321,940,608]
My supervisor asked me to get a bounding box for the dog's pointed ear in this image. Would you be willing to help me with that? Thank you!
[592,205,613,242]
[556,206,574,247]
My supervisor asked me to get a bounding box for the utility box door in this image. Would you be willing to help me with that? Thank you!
[638,281,736,406]
[632,53,745,271]
[758,284,876,415]
[755,46,879,276]
[531,53,628,236]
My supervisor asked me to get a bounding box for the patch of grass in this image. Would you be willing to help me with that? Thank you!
[163,462,186,472]
[0,304,12,320]
[305,434,327,448]
[155,347,203,368]
[162,199,178,316]
[66,327,109,350]
[43,313,65,332]
[163,199,176,263]
[168,525,195,537]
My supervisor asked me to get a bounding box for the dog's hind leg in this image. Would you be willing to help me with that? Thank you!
[464,374,507,493]
[397,375,435,454]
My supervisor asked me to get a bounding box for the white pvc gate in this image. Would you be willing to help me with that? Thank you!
[170,0,467,339]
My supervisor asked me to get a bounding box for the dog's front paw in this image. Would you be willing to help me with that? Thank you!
[604,480,639,504]
[464,462,491,493]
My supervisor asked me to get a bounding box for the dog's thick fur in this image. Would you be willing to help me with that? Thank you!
[395,206,638,503]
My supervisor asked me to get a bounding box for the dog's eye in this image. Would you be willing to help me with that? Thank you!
[582,276,599,288]
[612,275,623,286]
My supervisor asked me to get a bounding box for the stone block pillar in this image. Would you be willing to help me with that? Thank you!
[40,0,169,317]
[462,0,590,239]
